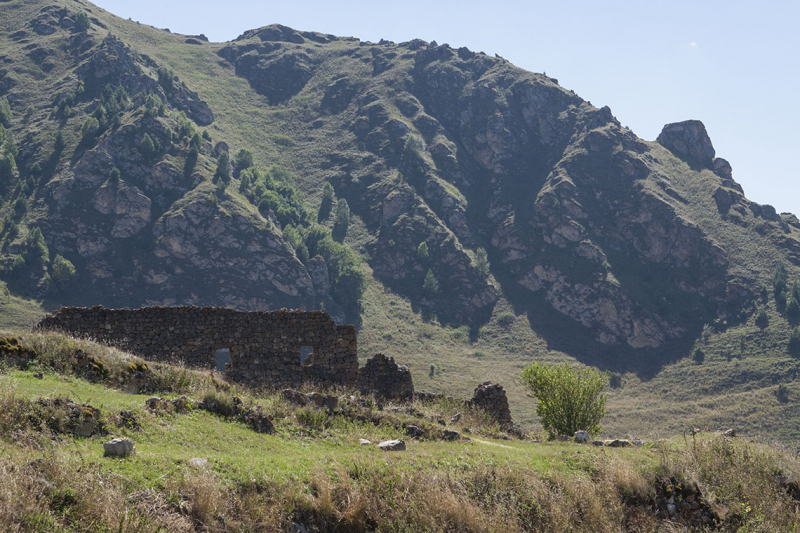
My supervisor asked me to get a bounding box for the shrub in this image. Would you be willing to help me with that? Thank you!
[788,294,800,318]
[755,307,769,329]
[693,347,705,364]
[496,312,515,328]
[474,247,489,278]
[416,242,429,262]
[0,97,10,126]
[422,269,439,295]
[520,362,608,438]
[184,146,198,179]
[318,182,334,221]
[608,372,623,389]
[776,384,790,403]
[234,149,253,173]
[214,152,231,184]
[157,67,174,95]
[80,117,99,144]
[773,262,788,301]
[139,133,155,161]
[789,327,800,355]
[51,255,77,288]
[332,199,350,242]
[74,12,91,31]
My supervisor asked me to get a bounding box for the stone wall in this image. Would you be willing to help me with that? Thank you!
[37,306,358,388]
[468,382,513,426]
[355,353,414,400]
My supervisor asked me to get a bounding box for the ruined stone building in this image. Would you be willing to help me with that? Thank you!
[37,306,358,388]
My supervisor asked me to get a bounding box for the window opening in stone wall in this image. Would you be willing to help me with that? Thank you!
[300,346,314,365]
[214,348,231,372]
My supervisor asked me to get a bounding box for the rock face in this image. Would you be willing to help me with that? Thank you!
[5,11,799,366]
[657,120,716,165]
[103,438,135,457]
[355,353,414,400]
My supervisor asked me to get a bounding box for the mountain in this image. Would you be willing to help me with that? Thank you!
[1,0,799,440]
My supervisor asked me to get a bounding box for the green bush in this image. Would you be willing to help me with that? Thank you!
[214,152,231,184]
[184,146,198,178]
[332,198,350,242]
[520,362,608,438]
[474,247,490,278]
[51,255,77,288]
[773,262,788,302]
[139,133,155,161]
[318,182,334,221]
[416,242,429,262]
[789,327,800,355]
[80,117,99,143]
[755,307,769,329]
[496,312,515,328]
[157,67,174,95]
[74,12,91,31]
[693,347,705,364]
[234,149,254,173]
[422,269,439,295]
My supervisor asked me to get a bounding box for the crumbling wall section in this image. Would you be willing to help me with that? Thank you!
[469,381,513,426]
[37,306,357,388]
[355,353,414,400]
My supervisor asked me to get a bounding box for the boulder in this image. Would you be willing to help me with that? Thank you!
[574,430,590,443]
[378,439,406,451]
[406,425,424,438]
[103,437,135,457]
[449,413,461,423]
[557,435,571,442]
[606,439,631,448]
[188,457,209,468]
[723,428,737,437]
[442,430,461,441]
[305,392,338,412]
[359,439,372,445]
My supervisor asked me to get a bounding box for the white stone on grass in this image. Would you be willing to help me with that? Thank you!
[103,437,135,457]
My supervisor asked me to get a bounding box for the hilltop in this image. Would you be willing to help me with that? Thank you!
[0,0,799,441]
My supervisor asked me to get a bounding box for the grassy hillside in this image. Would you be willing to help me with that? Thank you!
[1,0,800,447]
[2,331,800,532]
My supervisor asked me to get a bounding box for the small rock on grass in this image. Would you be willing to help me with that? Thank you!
[378,439,406,451]
[442,430,461,441]
[606,439,631,448]
[574,430,590,443]
[189,458,209,468]
[103,437,135,457]
[359,439,372,445]
[724,428,737,437]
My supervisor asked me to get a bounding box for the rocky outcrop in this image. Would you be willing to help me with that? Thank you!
[657,120,716,165]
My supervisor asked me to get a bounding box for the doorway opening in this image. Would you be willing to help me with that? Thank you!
[214,348,231,372]
[300,346,314,365]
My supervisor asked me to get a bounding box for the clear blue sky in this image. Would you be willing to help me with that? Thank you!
[93,0,800,214]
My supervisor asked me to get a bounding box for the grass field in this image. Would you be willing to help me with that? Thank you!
[2,331,800,532]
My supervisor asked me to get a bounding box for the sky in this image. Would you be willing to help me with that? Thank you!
[92,0,800,214]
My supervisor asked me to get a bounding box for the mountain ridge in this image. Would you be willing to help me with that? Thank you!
[1,0,800,440]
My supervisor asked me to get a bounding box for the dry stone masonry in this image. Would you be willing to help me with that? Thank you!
[37,306,357,389]
[469,382,513,426]
[355,353,414,400]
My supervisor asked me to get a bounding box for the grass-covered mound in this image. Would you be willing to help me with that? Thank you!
[1,331,799,532]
